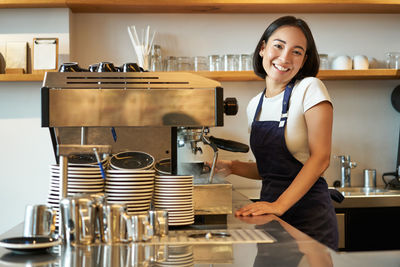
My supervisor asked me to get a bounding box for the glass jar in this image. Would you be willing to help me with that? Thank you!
[319,54,329,70]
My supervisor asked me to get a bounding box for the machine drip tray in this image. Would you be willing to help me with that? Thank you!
[147,229,276,245]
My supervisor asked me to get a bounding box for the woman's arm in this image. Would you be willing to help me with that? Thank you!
[213,159,262,180]
[236,100,333,216]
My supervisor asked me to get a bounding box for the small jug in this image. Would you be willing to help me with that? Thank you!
[148,210,169,237]
[101,204,132,244]
[130,213,153,242]
[60,196,97,246]
[24,204,57,237]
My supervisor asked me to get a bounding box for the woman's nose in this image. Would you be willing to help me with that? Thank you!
[279,49,291,62]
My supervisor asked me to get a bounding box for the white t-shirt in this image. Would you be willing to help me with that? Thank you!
[247,77,332,164]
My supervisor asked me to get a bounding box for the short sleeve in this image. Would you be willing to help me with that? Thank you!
[301,77,332,112]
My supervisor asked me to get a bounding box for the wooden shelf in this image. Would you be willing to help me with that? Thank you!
[0,0,66,8]
[1,0,400,13]
[0,69,399,82]
[194,69,400,81]
[317,69,400,80]
[0,73,45,82]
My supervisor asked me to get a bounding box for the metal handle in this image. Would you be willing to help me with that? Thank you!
[45,208,56,236]
[122,213,132,243]
[79,202,92,243]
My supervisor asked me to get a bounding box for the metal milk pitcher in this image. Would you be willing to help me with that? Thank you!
[23,204,57,237]
[101,204,132,244]
[60,196,97,246]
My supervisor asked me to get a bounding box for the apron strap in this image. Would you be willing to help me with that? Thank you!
[279,80,295,128]
[252,88,267,123]
[253,80,296,126]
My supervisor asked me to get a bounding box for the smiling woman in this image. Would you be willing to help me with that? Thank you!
[212,16,338,251]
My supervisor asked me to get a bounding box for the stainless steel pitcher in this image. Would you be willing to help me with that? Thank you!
[130,213,153,242]
[148,210,168,237]
[101,204,132,244]
[23,204,56,237]
[60,196,97,246]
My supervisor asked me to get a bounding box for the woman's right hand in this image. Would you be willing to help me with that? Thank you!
[207,159,233,178]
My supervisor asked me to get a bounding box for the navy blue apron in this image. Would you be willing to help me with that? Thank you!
[250,81,338,250]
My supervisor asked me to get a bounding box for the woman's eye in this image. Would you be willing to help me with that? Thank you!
[293,50,303,56]
[273,44,283,49]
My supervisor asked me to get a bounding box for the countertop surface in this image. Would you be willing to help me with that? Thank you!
[237,187,400,208]
[0,190,400,266]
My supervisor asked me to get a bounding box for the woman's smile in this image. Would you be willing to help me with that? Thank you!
[273,63,290,72]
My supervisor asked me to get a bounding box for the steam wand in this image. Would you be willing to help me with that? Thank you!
[201,127,218,184]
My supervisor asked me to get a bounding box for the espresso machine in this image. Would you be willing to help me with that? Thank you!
[41,71,246,222]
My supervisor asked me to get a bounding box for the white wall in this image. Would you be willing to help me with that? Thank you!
[0,11,399,234]
[0,9,70,234]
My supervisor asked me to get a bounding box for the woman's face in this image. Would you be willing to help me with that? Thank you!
[259,26,307,85]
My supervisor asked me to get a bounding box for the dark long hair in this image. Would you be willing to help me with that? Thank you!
[253,16,319,80]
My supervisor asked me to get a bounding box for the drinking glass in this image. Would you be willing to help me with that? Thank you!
[193,56,208,71]
[177,57,192,71]
[239,54,252,71]
[386,52,400,69]
[319,54,329,70]
[165,56,177,71]
[222,54,239,71]
[208,55,222,71]
[150,44,163,71]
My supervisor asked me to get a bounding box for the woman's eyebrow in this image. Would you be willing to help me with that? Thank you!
[273,38,305,52]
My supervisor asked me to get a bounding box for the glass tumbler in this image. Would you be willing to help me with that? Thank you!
[165,56,177,71]
[239,54,252,71]
[222,54,239,71]
[193,56,208,71]
[177,57,192,71]
[208,55,222,71]
[150,44,163,71]
[319,54,329,70]
[386,52,400,69]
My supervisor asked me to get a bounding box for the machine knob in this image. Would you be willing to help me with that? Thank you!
[224,97,238,116]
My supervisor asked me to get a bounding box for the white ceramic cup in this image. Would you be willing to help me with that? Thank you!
[353,55,369,70]
[332,55,352,70]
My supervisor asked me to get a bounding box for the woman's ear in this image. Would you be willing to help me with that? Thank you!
[259,41,266,57]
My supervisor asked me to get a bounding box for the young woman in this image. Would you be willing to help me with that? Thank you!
[215,16,338,250]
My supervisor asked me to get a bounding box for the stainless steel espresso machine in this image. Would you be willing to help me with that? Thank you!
[41,71,248,223]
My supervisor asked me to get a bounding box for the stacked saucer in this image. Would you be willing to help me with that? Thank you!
[153,175,194,226]
[110,151,154,170]
[105,169,155,214]
[46,164,105,224]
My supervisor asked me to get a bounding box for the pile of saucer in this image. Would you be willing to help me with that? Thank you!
[105,151,156,214]
[46,164,105,224]
[105,169,155,214]
[109,151,154,171]
[153,175,194,226]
